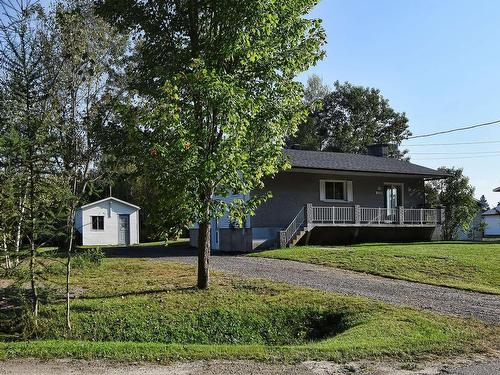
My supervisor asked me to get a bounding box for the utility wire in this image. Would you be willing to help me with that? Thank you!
[408,119,500,139]
[411,150,500,155]
[402,140,500,146]
[412,154,500,160]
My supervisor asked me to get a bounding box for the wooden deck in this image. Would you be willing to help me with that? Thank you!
[279,204,444,247]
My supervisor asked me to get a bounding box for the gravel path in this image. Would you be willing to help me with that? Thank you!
[157,253,500,324]
[1,358,499,375]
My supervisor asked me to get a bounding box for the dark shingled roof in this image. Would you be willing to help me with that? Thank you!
[284,149,447,178]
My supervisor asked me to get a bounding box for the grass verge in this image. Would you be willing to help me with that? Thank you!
[0,256,497,363]
[251,242,500,294]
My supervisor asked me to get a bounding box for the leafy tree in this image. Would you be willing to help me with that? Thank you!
[425,167,478,240]
[45,0,128,329]
[292,80,411,158]
[287,74,329,150]
[478,195,490,211]
[97,0,326,288]
[304,74,330,104]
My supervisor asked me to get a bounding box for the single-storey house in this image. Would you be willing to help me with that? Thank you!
[189,145,447,251]
[482,186,500,237]
[482,206,500,237]
[75,197,140,246]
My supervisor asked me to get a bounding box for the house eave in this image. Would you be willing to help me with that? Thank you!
[288,167,448,180]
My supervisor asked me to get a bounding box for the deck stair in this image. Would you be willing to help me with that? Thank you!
[279,207,309,248]
[288,226,308,247]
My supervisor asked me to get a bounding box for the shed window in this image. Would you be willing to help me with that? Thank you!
[91,216,104,230]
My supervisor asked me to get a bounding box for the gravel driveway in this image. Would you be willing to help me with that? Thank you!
[2,358,499,375]
[152,251,500,325]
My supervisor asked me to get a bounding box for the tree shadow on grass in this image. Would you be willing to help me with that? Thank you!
[80,286,197,300]
[104,244,198,258]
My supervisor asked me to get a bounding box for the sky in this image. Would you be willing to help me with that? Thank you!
[300,0,500,207]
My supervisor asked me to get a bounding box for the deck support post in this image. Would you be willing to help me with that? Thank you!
[305,203,313,230]
[354,205,360,224]
[398,206,404,225]
[278,230,287,248]
[439,207,446,224]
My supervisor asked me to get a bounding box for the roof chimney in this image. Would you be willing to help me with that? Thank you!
[366,144,390,157]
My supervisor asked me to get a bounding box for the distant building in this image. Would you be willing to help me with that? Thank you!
[482,186,500,237]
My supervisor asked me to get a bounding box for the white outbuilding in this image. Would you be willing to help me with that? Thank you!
[75,197,140,246]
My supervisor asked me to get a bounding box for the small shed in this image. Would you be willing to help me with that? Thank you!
[75,197,140,246]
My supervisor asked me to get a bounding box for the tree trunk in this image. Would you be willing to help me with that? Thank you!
[2,232,10,270]
[15,189,27,265]
[29,241,38,321]
[66,246,72,330]
[197,220,210,289]
[66,206,76,330]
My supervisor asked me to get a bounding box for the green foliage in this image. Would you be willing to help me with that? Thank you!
[72,248,105,269]
[253,242,500,294]
[478,195,490,211]
[291,79,411,158]
[426,167,479,240]
[96,0,326,243]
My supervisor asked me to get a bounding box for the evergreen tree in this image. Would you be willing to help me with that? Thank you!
[478,195,490,212]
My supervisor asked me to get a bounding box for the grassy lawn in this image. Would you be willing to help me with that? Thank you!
[252,242,500,294]
[0,253,497,363]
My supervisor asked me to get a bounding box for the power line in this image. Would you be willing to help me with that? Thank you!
[402,140,500,146]
[408,119,500,139]
[411,150,500,155]
[412,154,500,160]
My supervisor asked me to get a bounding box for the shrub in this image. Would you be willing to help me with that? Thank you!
[72,248,104,269]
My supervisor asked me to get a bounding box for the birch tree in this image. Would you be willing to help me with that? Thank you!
[47,0,128,329]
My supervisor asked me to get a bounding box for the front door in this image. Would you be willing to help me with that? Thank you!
[384,184,402,222]
[118,214,130,245]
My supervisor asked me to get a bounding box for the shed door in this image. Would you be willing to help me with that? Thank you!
[118,214,130,245]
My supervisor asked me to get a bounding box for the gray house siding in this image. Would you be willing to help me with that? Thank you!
[251,171,425,229]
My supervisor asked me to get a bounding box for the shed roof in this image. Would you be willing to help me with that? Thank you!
[79,197,141,210]
[283,149,447,178]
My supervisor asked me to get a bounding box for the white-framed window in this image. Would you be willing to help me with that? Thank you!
[320,180,353,202]
[91,216,104,230]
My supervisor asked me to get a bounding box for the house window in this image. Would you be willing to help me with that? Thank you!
[91,216,104,230]
[320,180,352,202]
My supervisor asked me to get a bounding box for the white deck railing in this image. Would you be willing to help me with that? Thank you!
[282,207,305,245]
[312,206,354,224]
[359,207,398,224]
[311,206,440,225]
[403,208,437,224]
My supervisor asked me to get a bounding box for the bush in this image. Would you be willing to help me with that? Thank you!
[72,248,104,269]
